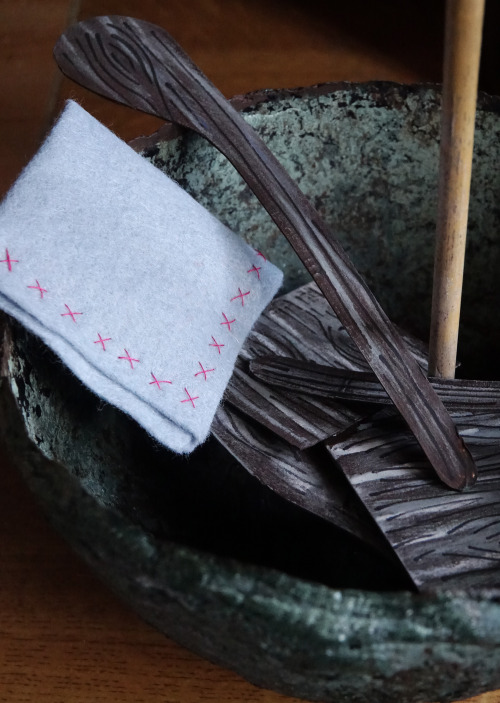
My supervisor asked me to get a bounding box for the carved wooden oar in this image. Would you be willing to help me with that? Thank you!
[251,355,500,411]
[54,16,476,489]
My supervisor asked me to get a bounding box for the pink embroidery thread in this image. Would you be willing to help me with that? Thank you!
[1,249,19,271]
[247,265,261,279]
[255,249,267,261]
[220,312,236,331]
[149,372,173,389]
[209,336,225,354]
[27,280,47,298]
[94,333,111,350]
[118,349,140,369]
[181,387,199,408]
[61,304,83,322]
[230,288,250,306]
[194,362,215,380]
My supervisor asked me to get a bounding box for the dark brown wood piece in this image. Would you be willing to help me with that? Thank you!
[223,283,380,448]
[327,410,500,590]
[223,282,431,448]
[224,363,365,449]
[54,15,476,489]
[251,355,500,411]
[218,281,500,590]
[212,402,391,555]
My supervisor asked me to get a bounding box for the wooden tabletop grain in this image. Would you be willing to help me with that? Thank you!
[1,1,500,701]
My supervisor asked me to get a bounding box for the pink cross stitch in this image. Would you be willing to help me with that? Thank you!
[194,362,215,380]
[230,288,250,306]
[1,249,19,271]
[27,280,47,298]
[209,336,225,354]
[149,372,173,389]
[94,333,111,350]
[61,304,83,322]
[118,349,140,369]
[181,387,199,408]
[247,265,261,279]
[220,312,236,331]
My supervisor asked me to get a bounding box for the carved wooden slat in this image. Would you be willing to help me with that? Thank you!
[223,282,427,448]
[240,282,428,370]
[223,364,364,449]
[327,410,500,590]
[251,355,500,411]
[212,403,391,554]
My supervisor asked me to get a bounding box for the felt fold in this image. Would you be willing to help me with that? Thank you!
[0,100,283,452]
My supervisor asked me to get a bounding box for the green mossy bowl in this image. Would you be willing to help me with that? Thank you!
[2,83,500,703]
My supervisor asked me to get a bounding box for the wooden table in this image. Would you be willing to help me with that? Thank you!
[2,1,500,701]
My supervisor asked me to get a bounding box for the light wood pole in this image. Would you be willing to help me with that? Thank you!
[428,0,485,378]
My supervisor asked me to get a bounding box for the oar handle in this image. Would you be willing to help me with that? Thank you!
[170,57,477,490]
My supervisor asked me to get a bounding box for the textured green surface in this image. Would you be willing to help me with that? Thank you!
[2,84,500,702]
[148,82,500,379]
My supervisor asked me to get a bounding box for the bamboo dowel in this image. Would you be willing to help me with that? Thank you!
[428,0,485,379]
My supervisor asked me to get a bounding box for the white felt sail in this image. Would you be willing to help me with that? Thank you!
[0,100,283,452]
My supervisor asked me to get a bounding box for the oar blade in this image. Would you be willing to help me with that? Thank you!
[54,16,180,123]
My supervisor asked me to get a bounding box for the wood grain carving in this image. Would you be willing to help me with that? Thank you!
[327,410,500,590]
[217,281,500,589]
[251,356,500,411]
[222,282,428,448]
[224,363,364,449]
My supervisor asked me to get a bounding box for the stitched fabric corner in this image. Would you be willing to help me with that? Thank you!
[0,100,283,452]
